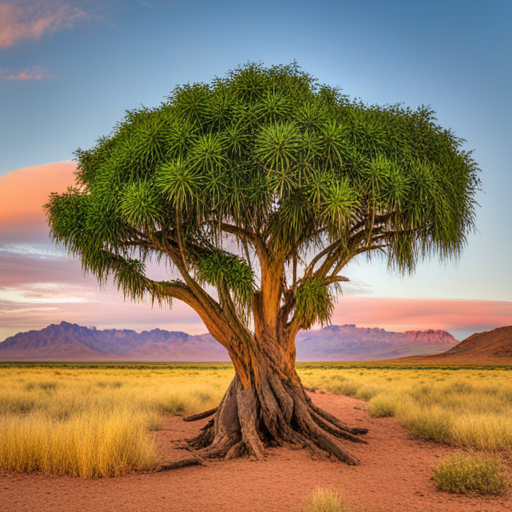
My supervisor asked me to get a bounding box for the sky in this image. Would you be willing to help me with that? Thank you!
[1,0,511,342]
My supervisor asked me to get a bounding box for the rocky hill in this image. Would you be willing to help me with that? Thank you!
[426,325,512,363]
[0,321,458,362]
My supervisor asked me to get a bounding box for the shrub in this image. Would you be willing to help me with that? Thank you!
[368,393,398,417]
[433,453,509,496]
[304,488,348,512]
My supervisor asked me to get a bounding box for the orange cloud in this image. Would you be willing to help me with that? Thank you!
[0,1,86,49]
[0,161,76,227]
[0,65,57,81]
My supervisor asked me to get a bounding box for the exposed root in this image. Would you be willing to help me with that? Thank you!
[237,385,265,459]
[225,441,247,460]
[183,407,218,422]
[284,382,360,466]
[307,399,369,436]
[160,373,369,470]
[158,457,205,471]
[309,409,368,444]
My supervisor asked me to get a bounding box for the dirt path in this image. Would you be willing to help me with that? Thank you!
[2,392,510,512]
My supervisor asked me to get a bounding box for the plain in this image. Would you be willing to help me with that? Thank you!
[1,362,512,478]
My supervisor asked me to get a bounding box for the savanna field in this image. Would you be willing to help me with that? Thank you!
[1,361,512,499]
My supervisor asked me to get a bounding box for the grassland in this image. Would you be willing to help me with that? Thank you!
[1,362,511,478]
[0,363,234,477]
[299,364,512,452]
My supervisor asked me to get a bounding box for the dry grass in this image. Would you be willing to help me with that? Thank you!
[0,408,157,478]
[0,365,233,478]
[304,488,349,512]
[298,366,512,451]
[2,363,512,479]
[433,453,509,495]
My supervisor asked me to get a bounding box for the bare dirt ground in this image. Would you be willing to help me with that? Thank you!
[2,392,510,512]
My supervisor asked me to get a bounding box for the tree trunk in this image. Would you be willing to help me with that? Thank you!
[160,333,368,470]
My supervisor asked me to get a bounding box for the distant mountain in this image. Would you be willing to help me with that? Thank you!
[0,321,458,362]
[295,324,457,361]
[0,322,228,362]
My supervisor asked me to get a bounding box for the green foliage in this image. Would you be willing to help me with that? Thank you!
[295,280,336,328]
[156,158,201,208]
[433,454,509,496]
[120,180,164,229]
[195,250,254,319]
[46,62,480,334]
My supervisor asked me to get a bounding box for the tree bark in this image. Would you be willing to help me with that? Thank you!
[161,333,368,469]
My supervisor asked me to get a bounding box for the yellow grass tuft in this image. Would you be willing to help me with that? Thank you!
[304,488,349,512]
[433,453,509,495]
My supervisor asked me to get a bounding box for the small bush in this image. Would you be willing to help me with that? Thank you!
[329,380,359,397]
[368,394,397,417]
[304,488,347,512]
[433,453,509,496]
[26,381,57,392]
[355,384,380,401]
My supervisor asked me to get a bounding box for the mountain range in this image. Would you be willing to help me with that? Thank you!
[0,321,457,362]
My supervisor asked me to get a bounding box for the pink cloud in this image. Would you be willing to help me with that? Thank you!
[331,296,512,339]
[0,65,58,81]
[0,1,87,49]
[0,161,76,236]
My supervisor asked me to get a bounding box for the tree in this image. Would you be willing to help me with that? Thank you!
[46,63,480,467]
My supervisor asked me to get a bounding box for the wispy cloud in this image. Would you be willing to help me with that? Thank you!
[0,65,58,81]
[0,283,89,304]
[4,307,58,314]
[0,244,66,258]
[0,1,87,49]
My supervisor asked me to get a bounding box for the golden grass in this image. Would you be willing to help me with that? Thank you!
[433,453,509,495]
[0,365,233,478]
[304,488,349,512]
[0,409,156,478]
[298,366,512,451]
[2,362,512,479]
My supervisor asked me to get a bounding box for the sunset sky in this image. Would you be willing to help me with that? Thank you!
[1,0,511,342]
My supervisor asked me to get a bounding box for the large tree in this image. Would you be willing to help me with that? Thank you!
[46,63,480,466]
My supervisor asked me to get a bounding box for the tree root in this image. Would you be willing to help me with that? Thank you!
[159,374,369,471]
[307,398,369,436]
[183,407,218,422]
[158,457,205,471]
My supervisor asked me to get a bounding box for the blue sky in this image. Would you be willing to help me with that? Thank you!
[0,0,511,341]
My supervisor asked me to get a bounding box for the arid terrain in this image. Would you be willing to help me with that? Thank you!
[2,391,511,512]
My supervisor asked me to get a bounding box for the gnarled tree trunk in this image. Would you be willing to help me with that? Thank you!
[160,329,368,470]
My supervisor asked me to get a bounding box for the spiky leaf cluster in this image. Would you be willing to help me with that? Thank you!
[46,62,480,332]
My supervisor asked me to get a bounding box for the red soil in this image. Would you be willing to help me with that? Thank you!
[2,392,510,512]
